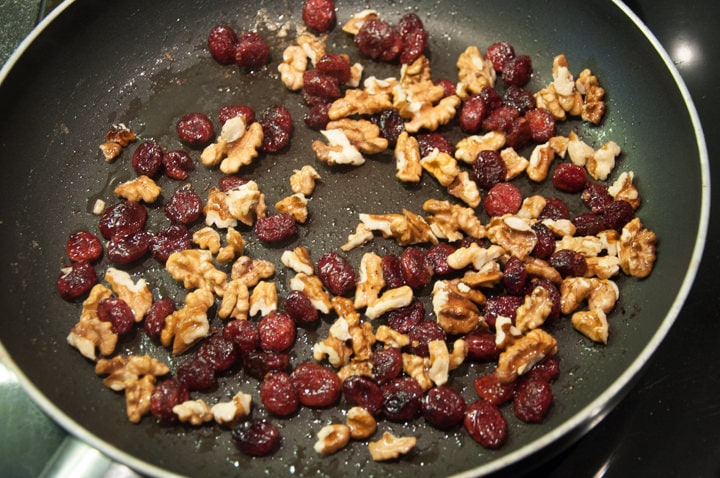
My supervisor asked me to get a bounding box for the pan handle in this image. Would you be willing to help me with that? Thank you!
[40,436,141,478]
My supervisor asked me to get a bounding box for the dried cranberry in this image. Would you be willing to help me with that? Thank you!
[603,200,635,231]
[482,105,518,132]
[436,78,456,97]
[208,25,237,64]
[502,54,532,87]
[408,320,446,357]
[464,330,500,361]
[371,109,405,147]
[258,311,296,352]
[552,163,587,193]
[484,182,522,217]
[473,372,515,405]
[528,278,561,321]
[459,95,487,134]
[255,213,297,243]
[464,399,508,449]
[460,236,491,249]
[162,150,194,180]
[483,295,523,327]
[549,249,588,277]
[260,371,300,417]
[472,150,507,190]
[531,222,556,260]
[302,70,341,103]
[259,104,292,153]
[150,223,191,262]
[525,108,556,143]
[382,377,423,422]
[417,132,454,157]
[242,350,290,379]
[143,297,175,339]
[106,231,151,265]
[66,231,103,263]
[317,252,357,296]
[284,290,319,324]
[354,18,402,62]
[513,377,553,423]
[316,53,351,83]
[398,13,427,64]
[372,347,402,385]
[164,186,203,225]
[505,116,532,149]
[485,41,515,72]
[176,112,214,146]
[218,175,251,192]
[400,247,433,289]
[479,86,504,112]
[232,419,281,457]
[302,0,336,33]
[218,104,255,125]
[150,378,190,422]
[198,336,238,372]
[539,197,570,220]
[422,386,467,430]
[381,253,406,288]
[342,375,383,416]
[503,256,527,295]
[234,32,270,68]
[582,181,614,214]
[291,362,342,408]
[527,356,560,383]
[503,85,535,113]
[131,141,164,177]
[223,319,260,353]
[387,299,424,334]
[304,103,331,131]
[177,358,216,391]
[97,297,135,335]
[425,243,456,277]
[573,212,607,236]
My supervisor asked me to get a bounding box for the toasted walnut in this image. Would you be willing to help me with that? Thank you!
[576,68,606,124]
[549,135,569,157]
[405,95,461,133]
[500,147,529,180]
[527,142,556,182]
[523,257,563,284]
[290,272,332,314]
[95,354,169,392]
[608,171,640,209]
[354,252,385,310]
[560,277,619,315]
[166,250,226,293]
[567,131,594,167]
[399,55,433,86]
[314,335,352,368]
[556,234,603,257]
[618,218,657,278]
[359,210,437,246]
[113,175,161,203]
[101,123,136,161]
[515,286,553,333]
[342,9,378,35]
[449,338,468,370]
[67,317,117,360]
[337,360,374,382]
[551,55,583,116]
[420,149,459,187]
[173,399,213,426]
[448,171,481,208]
[395,131,422,183]
[231,256,275,287]
[394,79,445,118]
[447,242,505,271]
[200,138,228,167]
[314,424,351,455]
[211,390,252,426]
[402,353,433,390]
[204,187,236,229]
[312,129,365,166]
[495,315,522,350]
[329,86,393,120]
[534,84,567,121]
[278,45,307,91]
[225,180,266,227]
[486,216,537,260]
[327,119,389,154]
[598,230,620,257]
[124,374,155,423]
[585,255,621,280]
[341,223,375,251]
[572,309,609,344]
[455,131,507,164]
[369,432,417,462]
[542,218,576,237]
[351,321,376,362]
[218,279,250,320]
[496,328,558,383]
[281,247,314,275]
[516,195,547,220]
[365,286,414,320]
[375,325,410,349]
[161,288,214,355]
[461,261,504,288]
[432,280,485,335]
[219,115,246,143]
[193,227,222,255]
[296,32,326,66]
[427,339,451,386]
[92,198,106,215]
[104,267,152,322]
[456,45,496,99]
[219,122,263,175]
[290,165,321,196]
[346,406,377,439]
[586,141,621,181]
[80,284,113,322]
[249,281,278,317]
[216,227,245,264]
[275,193,308,223]
[423,199,485,242]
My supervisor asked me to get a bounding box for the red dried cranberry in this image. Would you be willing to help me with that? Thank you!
[528,278,561,321]
[106,231,151,265]
[302,70,341,103]
[255,213,297,243]
[302,0,336,33]
[162,150,194,180]
[342,375,383,416]
[464,399,508,449]
[382,377,423,422]
[527,356,560,383]
[603,200,635,230]
[549,249,588,277]
[398,13,427,64]
[502,256,527,295]
[198,336,238,372]
[223,319,260,353]
[387,299,424,334]
[177,357,216,391]
[416,132,454,157]
[231,419,281,457]
[258,311,296,352]
[484,182,522,217]
[284,290,319,324]
[218,175,251,192]
[472,150,507,190]
[474,372,515,405]
[582,181,614,214]
[381,253,406,288]
[241,350,290,379]
[291,362,342,408]
[422,386,467,430]
[208,25,237,64]
[97,297,135,334]
[531,222,556,260]
[513,377,553,423]
[436,78,456,97]
[505,116,532,149]
[150,378,189,422]
[354,18,402,62]
[260,371,300,417]
[485,41,515,72]
[459,95,487,134]
[460,236,491,249]
[218,104,255,125]
[552,163,588,193]
[99,202,147,240]
[503,85,535,113]
[371,109,405,147]
[483,295,523,327]
[525,108,556,143]
[164,186,203,225]
[502,54,532,86]
[316,53,351,83]
[131,141,164,177]
[482,105,518,132]
[234,32,270,68]
[150,223,191,262]
[304,103,331,131]
[408,320,446,357]
[317,252,357,296]
[143,297,175,339]
[464,330,500,361]
[259,104,292,153]
[66,231,103,263]
[400,247,433,289]
[425,243,457,277]
[479,86,504,111]
[539,197,570,220]
[573,212,608,236]
[372,347,402,385]
[176,112,214,146]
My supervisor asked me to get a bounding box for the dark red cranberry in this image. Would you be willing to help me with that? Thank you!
[505,116,533,149]
[261,371,300,417]
[460,236,491,249]
[603,200,635,231]
[502,54,532,86]
[316,53,351,83]
[503,85,535,113]
[513,377,553,423]
[528,278,561,321]
[234,32,270,68]
[485,41,516,72]
[302,0,336,33]
[436,78,456,97]
[218,175,251,192]
[66,231,103,263]
[150,223,191,262]
[354,18,402,62]
[425,243,457,277]
[484,182,522,217]
[387,299,424,334]
[97,297,135,334]
[464,399,508,449]
[398,12,427,64]
[482,105,518,132]
[416,132,454,157]
[162,150,194,180]
[304,103,331,131]
[259,104,292,153]
[422,386,467,430]
[400,247,433,289]
[218,104,255,125]
[408,320,446,357]
[317,252,357,296]
[479,86,504,111]
[231,419,281,457]
[459,95,488,134]
[150,379,190,422]
[241,350,290,379]
[483,295,523,327]
[372,347,403,385]
[177,357,216,391]
[527,356,560,383]
[131,141,164,177]
[106,231,151,265]
[198,336,238,372]
[539,197,570,220]
[255,213,297,242]
[284,290,319,324]
[473,372,515,405]
[382,377,423,422]
[503,256,527,295]
[472,150,507,190]
[291,362,342,408]
[223,319,260,353]
[164,186,203,225]
[582,181,614,214]
[342,375,383,416]
[303,70,341,102]
[573,212,608,236]
[143,297,175,339]
[208,25,237,64]
[531,222,556,260]
[258,311,296,352]
[176,112,214,146]
[371,109,405,147]
[525,108,556,143]
[381,253,406,288]
[549,249,588,277]
[552,163,588,193]
[464,330,500,361]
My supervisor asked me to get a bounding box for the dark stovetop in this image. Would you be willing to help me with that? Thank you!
[1,1,718,477]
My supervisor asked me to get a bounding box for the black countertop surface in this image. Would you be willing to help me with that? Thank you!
[1,1,717,476]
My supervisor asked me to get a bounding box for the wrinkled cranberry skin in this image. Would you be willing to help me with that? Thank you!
[417,132,454,157]
[304,103,331,131]
[398,13,427,64]
[99,201,147,240]
[372,347,403,385]
[259,105,292,153]
[553,163,588,193]
[223,319,260,353]
[164,186,203,225]
[531,222,556,260]
[539,197,570,220]
[583,182,614,214]
[198,336,238,372]
[436,78,456,97]
[503,256,527,295]
[506,116,532,149]
[241,350,290,379]
[284,290,319,324]
[355,18,402,62]
[132,141,164,177]
[549,249,588,277]
[387,299,424,334]
[473,150,507,190]
[258,311,296,353]
[371,109,405,147]
[422,386,467,430]
[526,108,556,143]
[459,95,487,134]
[107,231,151,265]
[176,112,214,146]
[483,295,523,327]
[162,150,194,180]
[425,243,456,277]
[150,379,190,422]
[316,53,351,83]
[97,297,135,334]
[408,320,446,357]
[502,54,532,86]
[177,358,216,391]
[232,419,281,457]
[527,356,560,383]
[317,252,357,296]
[382,377,423,422]
[255,213,297,243]
[573,212,607,236]
[479,86,504,111]
[485,41,516,72]
[66,231,103,263]
[302,70,341,102]
[208,25,237,64]
[381,253,406,288]
[291,362,342,408]
[150,224,191,262]
[302,0,336,33]
[144,297,175,339]
[484,182,523,217]
[400,247,433,289]
[603,200,635,230]
[218,175,250,192]
[342,376,383,416]
[503,85,535,113]
[513,377,554,423]
[234,32,270,68]
[465,331,500,361]
[474,372,515,405]
[218,104,255,125]
[482,105,518,132]
[464,399,508,449]
[261,371,300,417]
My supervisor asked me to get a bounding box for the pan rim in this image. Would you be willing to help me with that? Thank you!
[0,0,710,476]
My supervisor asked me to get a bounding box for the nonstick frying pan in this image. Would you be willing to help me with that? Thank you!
[0,0,709,476]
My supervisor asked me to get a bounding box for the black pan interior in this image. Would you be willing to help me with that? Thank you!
[0,0,705,476]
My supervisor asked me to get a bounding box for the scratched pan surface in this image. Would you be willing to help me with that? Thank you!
[0,0,708,476]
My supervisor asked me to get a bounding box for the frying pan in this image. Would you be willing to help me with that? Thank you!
[0,0,709,476]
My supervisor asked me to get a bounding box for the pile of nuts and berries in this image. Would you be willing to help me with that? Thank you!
[56,0,657,464]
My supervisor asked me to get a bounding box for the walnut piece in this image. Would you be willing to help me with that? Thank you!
[329,85,393,120]
[290,165,321,196]
[312,128,365,166]
[326,119,389,154]
[486,216,537,260]
[404,94,460,133]
[113,175,161,203]
[314,424,351,455]
[124,374,155,423]
[368,432,416,461]
[608,171,640,209]
[394,131,422,183]
[95,354,169,392]
[446,242,505,271]
[281,246,314,275]
[216,227,245,263]
[275,193,308,223]
[101,123,136,161]
[447,171,481,208]
[618,218,657,278]
[278,45,307,91]
[290,272,332,314]
[80,284,113,322]
[359,209,437,246]
[105,267,152,322]
[173,399,213,426]
[431,279,485,335]
[193,227,222,255]
[225,180,266,227]
[341,9,378,35]
[346,406,377,439]
[211,390,252,426]
[340,223,375,251]
[402,353,433,390]
[313,334,352,368]
[456,45,496,99]
[67,317,117,360]
[161,289,214,355]
[455,131,507,164]
[571,309,610,344]
[230,256,275,287]
[354,252,385,310]
[220,121,264,175]
[515,286,553,333]
[365,286,414,320]
[527,142,556,182]
[375,325,410,349]
[249,280,278,317]
[218,279,250,320]
[423,199,485,242]
[586,141,621,181]
[204,187,237,229]
[166,249,227,293]
[296,32,326,66]
[500,147,529,179]
[496,328,558,383]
